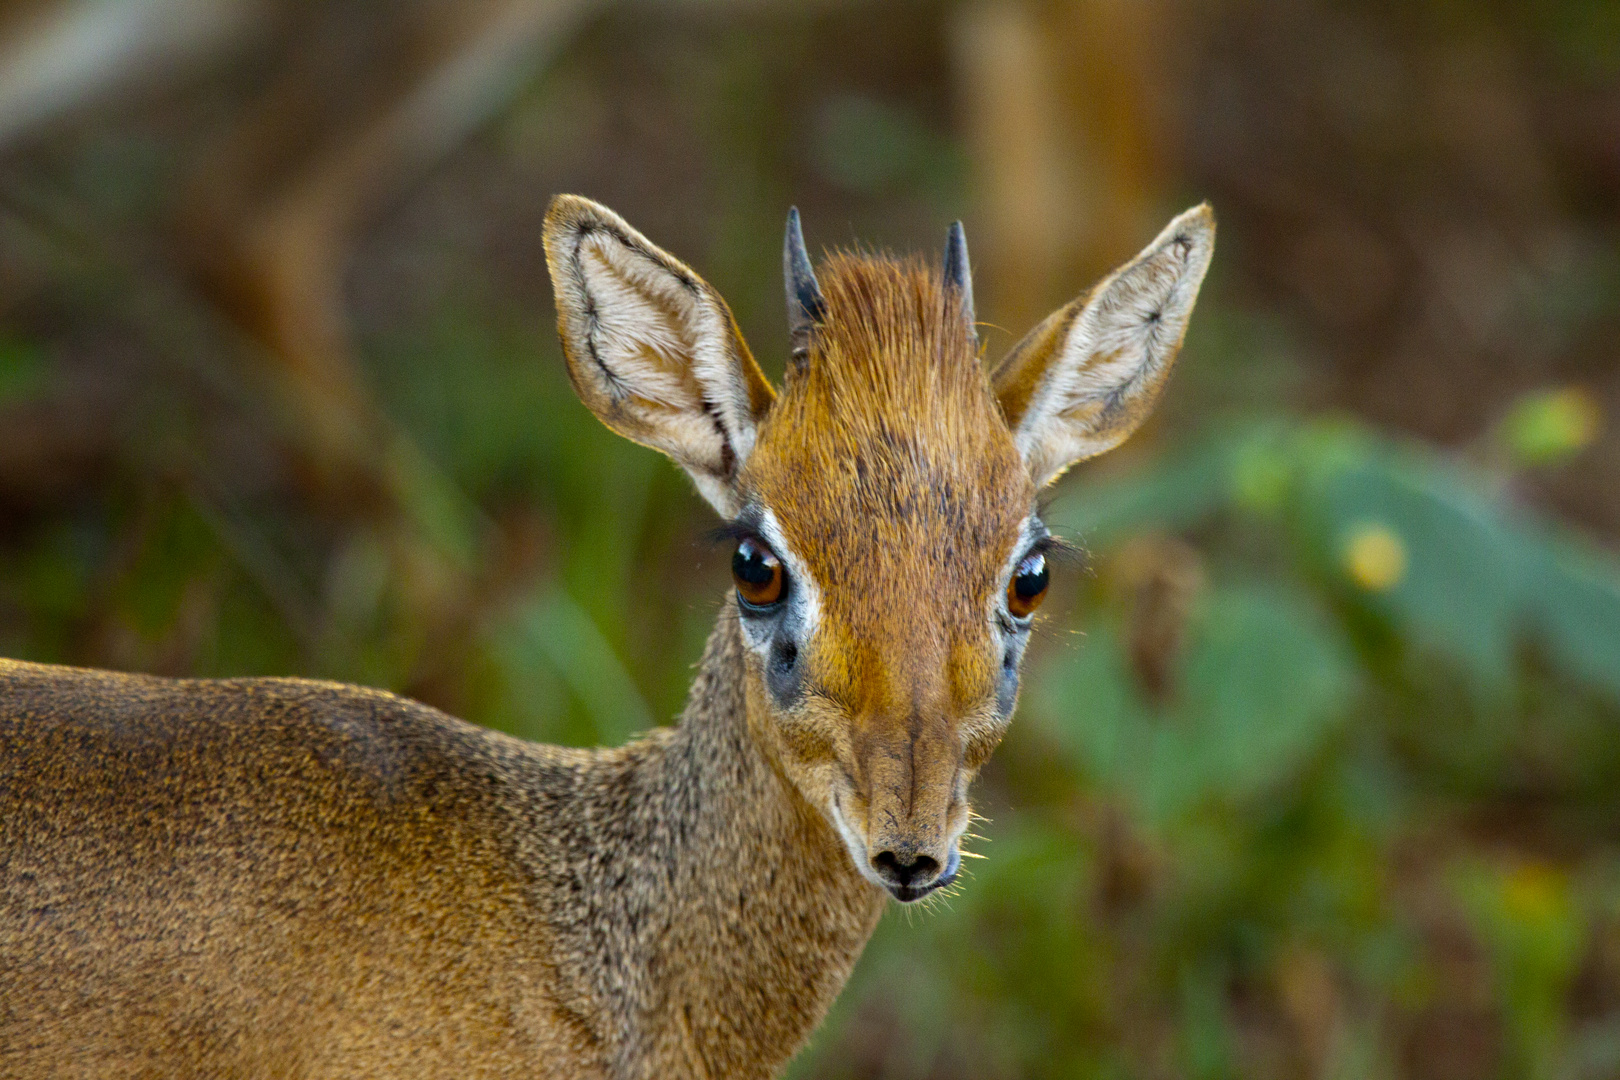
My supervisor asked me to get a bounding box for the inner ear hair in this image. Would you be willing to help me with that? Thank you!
[543,195,774,517]
[992,203,1215,489]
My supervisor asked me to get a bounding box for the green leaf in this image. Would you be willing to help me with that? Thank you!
[1529,535,1620,704]
[1498,387,1603,467]
[1032,583,1357,824]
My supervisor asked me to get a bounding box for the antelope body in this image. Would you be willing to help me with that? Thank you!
[0,195,1213,1078]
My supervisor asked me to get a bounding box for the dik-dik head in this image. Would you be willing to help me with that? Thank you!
[544,195,1213,901]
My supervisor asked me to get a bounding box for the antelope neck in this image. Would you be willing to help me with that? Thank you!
[657,613,885,1068]
[522,611,884,1076]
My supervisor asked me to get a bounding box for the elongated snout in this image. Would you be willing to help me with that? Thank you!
[852,714,964,902]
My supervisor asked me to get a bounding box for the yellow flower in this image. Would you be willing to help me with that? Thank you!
[1343,523,1406,592]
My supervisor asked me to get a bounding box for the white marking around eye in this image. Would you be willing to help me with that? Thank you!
[739,506,821,652]
[990,514,1039,627]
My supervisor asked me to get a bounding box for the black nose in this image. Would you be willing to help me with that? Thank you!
[871,850,941,889]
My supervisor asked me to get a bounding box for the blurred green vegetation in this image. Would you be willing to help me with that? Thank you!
[2,0,1620,1077]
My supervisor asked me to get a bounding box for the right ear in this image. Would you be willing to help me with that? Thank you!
[543,195,775,517]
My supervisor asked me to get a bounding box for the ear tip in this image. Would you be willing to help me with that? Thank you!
[1146,202,1215,266]
[545,192,592,221]
[544,193,621,238]
[1176,201,1217,237]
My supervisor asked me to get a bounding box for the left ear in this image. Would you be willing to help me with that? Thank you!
[543,194,775,517]
[991,204,1215,489]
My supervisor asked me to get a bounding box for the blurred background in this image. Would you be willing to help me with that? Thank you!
[2,0,1619,1075]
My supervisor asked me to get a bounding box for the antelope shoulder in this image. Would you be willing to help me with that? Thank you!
[0,658,609,1078]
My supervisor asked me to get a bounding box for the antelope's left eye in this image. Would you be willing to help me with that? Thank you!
[733,538,786,608]
[1007,552,1049,619]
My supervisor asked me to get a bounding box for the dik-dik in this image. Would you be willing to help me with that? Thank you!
[0,195,1213,1078]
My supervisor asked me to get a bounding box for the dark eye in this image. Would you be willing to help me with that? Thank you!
[733,538,785,608]
[1007,552,1049,619]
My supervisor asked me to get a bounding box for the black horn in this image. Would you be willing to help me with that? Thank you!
[784,207,826,371]
[944,220,975,344]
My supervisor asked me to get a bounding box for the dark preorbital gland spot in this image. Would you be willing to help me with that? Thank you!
[772,641,798,676]
[766,639,803,705]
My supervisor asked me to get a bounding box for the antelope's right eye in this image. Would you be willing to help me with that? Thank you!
[732,538,785,608]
